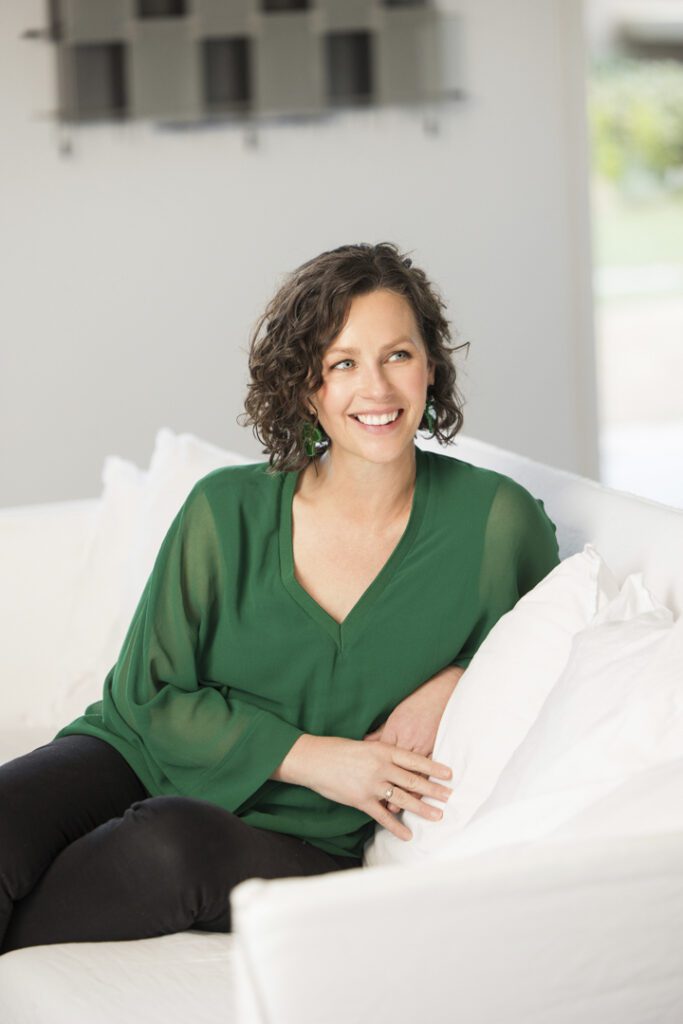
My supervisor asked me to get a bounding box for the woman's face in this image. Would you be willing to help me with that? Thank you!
[307,288,435,465]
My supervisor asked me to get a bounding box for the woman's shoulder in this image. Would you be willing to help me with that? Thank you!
[181,459,283,521]
[424,446,509,495]
[192,458,270,486]
[424,447,548,518]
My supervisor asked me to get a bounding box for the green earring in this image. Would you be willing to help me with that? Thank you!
[301,418,324,457]
[424,391,437,434]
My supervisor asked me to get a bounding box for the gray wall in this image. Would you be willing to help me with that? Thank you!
[0,0,598,507]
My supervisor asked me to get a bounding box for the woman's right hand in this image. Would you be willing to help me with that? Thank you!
[294,734,453,841]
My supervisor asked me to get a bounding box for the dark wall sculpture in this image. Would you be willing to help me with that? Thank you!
[42,0,461,124]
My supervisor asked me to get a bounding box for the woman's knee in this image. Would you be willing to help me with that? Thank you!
[114,795,239,883]
[0,736,149,901]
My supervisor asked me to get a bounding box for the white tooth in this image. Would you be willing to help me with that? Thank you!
[357,411,399,425]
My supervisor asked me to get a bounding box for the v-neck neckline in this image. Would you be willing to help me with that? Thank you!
[279,444,431,651]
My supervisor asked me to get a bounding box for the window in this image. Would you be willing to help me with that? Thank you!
[260,1,310,12]
[70,43,127,121]
[203,38,251,111]
[137,0,187,18]
[325,32,373,106]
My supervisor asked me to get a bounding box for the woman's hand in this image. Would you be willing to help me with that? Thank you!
[288,734,453,842]
[363,665,464,813]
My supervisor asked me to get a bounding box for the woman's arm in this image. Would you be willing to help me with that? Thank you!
[364,664,465,750]
[59,482,306,812]
[360,664,464,813]
[272,663,464,786]
[269,731,454,843]
[268,659,464,835]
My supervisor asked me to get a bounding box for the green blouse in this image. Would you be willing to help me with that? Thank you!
[54,444,560,860]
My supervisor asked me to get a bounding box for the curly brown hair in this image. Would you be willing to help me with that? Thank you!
[237,241,470,475]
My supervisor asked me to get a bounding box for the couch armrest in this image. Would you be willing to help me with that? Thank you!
[0,499,99,729]
[231,833,683,1024]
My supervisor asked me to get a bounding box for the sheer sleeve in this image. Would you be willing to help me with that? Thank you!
[97,481,304,809]
[451,475,560,669]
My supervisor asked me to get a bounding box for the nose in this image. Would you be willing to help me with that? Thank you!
[357,363,397,403]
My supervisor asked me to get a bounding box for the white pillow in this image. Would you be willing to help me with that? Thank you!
[50,455,148,725]
[544,756,683,843]
[430,574,680,864]
[0,498,106,731]
[363,543,620,867]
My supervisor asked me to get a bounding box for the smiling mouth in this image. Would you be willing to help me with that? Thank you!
[350,409,404,426]
[350,407,403,419]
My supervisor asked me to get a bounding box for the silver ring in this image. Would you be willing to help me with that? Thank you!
[384,786,394,801]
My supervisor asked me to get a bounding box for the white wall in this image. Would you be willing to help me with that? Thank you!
[0,0,598,506]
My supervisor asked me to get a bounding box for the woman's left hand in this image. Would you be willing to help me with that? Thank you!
[363,665,465,813]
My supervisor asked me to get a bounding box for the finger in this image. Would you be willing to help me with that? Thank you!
[392,748,452,783]
[388,763,454,804]
[385,785,445,822]
[371,801,412,842]
[388,802,400,813]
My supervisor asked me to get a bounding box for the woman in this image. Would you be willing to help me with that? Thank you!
[0,242,559,954]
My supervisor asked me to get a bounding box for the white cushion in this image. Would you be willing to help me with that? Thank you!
[431,573,680,863]
[363,543,620,867]
[0,931,236,1024]
[0,499,98,732]
[0,726,69,768]
[545,756,683,843]
[229,832,683,1024]
[47,455,148,727]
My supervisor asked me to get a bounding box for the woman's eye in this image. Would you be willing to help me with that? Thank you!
[331,350,411,371]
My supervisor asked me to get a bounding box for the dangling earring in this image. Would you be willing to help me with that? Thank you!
[423,388,437,434]
[301,417,324,457]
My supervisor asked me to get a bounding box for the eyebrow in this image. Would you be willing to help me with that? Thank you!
[326,337,416,357]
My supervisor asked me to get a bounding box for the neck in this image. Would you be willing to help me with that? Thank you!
[304,445,417,529]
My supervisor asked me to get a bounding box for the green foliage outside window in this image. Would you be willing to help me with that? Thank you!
[588,58,683,195]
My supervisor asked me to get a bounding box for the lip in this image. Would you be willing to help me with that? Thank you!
[349,408,403,417]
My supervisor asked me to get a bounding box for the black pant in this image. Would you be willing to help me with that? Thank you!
[0,735,361,954]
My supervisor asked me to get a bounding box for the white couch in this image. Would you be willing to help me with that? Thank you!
[1,429,682,1024]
